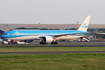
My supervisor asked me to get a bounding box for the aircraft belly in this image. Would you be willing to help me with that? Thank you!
[60,36,83,40]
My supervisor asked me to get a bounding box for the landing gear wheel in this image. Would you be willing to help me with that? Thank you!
[40,42,47,44]
[51,42,58,44]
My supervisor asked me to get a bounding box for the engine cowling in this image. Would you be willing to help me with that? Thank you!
[41,36,54,43]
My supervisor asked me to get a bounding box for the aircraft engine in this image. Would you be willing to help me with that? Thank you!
[41,36,54,43]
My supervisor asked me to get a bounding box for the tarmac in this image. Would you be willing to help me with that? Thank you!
[0,42,105,55]
[0,42,105,47]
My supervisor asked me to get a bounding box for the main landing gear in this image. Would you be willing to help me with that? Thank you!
[39,40,58,44]
[51,41,58,44]
[40,42,47,44]
[39,40,47,44]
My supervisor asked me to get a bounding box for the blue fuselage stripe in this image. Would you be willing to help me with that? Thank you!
[2,30,86,38]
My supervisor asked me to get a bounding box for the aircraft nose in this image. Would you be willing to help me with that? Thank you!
[1,33,8,39]
[1,34,6,39]
[1,35,4,38]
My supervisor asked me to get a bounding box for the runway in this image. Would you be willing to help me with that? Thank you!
[0,51,105,55]
[0,42,105,47]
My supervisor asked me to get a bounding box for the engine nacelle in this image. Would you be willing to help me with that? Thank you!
[42,36,54,43]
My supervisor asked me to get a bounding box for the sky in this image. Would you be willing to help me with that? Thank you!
[0,0,105,24]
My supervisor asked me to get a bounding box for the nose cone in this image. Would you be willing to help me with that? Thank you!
[1,33,8,39]
[1,34,5,39]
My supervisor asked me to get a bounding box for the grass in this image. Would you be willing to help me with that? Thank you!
[0,44,105,70]
[0,54,105,70]
[0,47,105,52]
[0,45,105,70]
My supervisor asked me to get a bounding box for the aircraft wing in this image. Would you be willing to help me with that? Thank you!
[52,32,89,38]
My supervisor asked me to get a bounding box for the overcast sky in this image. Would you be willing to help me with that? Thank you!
[0,0,105,24]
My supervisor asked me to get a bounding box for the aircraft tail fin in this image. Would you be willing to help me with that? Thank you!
[78,15,91,31]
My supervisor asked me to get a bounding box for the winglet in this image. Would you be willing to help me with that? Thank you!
[78,15,91,31]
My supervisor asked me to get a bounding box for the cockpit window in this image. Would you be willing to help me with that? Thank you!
[4,33,7,35]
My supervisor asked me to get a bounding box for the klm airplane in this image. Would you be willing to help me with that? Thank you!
[2,16,91,44]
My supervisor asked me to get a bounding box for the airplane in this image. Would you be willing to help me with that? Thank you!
[1,15,91,44]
